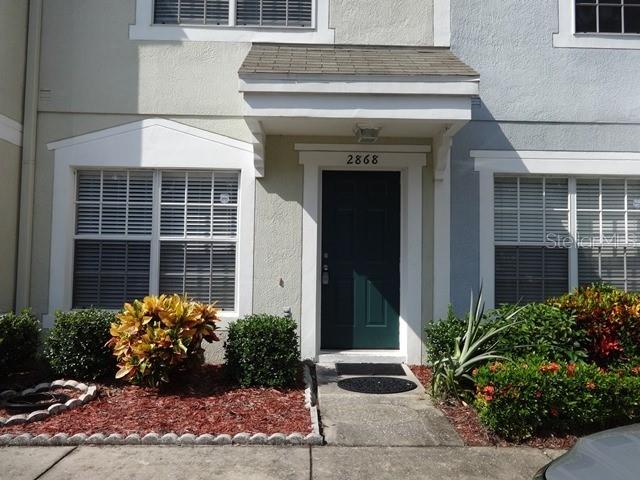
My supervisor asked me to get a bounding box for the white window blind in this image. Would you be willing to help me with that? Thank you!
[159,171,238,309]
[576,178,640,290]
[154,0,230,25]
[494,175,640,305]
[494,176,570,304]
[73,169,240,311]
[154,0,313,27]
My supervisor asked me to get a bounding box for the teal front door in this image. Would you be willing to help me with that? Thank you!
[321,171,400,350]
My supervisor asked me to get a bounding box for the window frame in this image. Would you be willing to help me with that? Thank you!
[71,168,241,311]
[473,150,640,309]
[554,0,640,49]
[47,119,258,328]
[130,0,334,43]
[574,0,640,36]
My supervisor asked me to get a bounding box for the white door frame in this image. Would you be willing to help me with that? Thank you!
[296,144,429,364]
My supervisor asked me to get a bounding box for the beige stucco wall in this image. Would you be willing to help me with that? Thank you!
[0,0,28,122]
[38,0,436,116]
[0,140,21,311]
[330,0,434,46]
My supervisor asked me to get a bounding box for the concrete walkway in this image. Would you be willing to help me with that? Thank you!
[0,445,561,480]
[316,363,462,446]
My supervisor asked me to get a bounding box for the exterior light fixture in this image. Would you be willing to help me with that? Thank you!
[354,125,381,144]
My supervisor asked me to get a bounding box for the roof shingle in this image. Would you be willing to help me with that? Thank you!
[239,44,478,77]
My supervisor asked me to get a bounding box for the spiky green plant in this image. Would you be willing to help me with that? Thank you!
[431,288,521,400]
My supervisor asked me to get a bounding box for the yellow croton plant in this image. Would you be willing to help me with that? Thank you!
[106,294,220,387]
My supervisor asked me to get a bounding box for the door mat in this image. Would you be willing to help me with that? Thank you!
[336,363,406,376]
[337,376,417,394]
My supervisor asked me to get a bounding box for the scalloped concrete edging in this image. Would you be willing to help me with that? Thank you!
[0,363,324,447]
[0,380,98,427]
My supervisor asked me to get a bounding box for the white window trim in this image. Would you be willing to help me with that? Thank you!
[554,0,640,49]
[0,113,22,147]
[130,0,334,43]
[473,149,640,309]
[433,0,451,47]
[45,119,257,328]
[296,144,429,364]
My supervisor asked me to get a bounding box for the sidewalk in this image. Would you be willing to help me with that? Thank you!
[0,445,560,480]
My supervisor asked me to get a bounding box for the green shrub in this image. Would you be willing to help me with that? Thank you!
[45,309,116,380]
[491,304,588,362]
[225,314,300,388]
[550,284,640,365]
[0,310,41,375]
[474,357,640,440]
[424,307,467,364]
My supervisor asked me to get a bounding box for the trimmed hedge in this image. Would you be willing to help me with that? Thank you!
[550,284,640,366]
[491,303,588,362]
[44,309,116,380]
[225,314,300,388]
[0,310,41,376]
[474,357,640,440]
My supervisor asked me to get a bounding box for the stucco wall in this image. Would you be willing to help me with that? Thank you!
[0,140,21,311]
[330,0,434,46]
[451,0,640,124]
[447,0,640,313]
[0,0,28,122]
[38,0,436,117]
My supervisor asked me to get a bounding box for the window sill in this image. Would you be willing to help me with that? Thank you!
[130,23,334,43]
[553,32,640,50]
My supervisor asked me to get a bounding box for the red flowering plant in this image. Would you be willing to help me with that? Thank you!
[474,356,640,441]
[550,284,640,366]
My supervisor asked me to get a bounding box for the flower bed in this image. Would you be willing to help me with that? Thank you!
[409,365,578,449]
[0,365,311,437]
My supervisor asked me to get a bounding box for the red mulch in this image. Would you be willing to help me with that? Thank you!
[0,365,311,436]
[408,365,577,449]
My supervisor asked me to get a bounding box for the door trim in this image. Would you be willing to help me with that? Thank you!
[297,145,427,364]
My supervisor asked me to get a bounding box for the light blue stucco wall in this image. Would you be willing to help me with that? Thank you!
[448,0,640,312]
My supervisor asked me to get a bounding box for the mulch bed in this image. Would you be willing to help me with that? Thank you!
[409,365,577,449]
[0,365,311,436]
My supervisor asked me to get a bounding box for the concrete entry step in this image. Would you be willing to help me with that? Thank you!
[316,363,463,447]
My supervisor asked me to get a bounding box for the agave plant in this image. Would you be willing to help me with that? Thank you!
[431,288,521,400]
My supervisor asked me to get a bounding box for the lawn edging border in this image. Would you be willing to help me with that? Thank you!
[0,363,324,447]
[0,380,97,427]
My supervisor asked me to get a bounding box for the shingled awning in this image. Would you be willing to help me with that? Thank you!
[238,43,479,147]
[239,44,478,77]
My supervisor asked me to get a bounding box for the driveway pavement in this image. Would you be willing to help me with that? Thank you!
[0,445,560,480]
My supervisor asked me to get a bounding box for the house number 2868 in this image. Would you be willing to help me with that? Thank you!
[347,154,379,165]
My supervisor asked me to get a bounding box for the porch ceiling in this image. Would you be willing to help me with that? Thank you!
[239,43,479,138]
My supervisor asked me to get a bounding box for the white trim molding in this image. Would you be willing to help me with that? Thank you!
[296,144,427,364]
[553,0,640,50]
[0,114,22,147]
[45,119,257,327]
[130,0,335,43]
[473,149,640,309]
[433,0,451,47]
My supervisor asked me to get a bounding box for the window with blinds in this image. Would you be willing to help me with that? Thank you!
[494,177,570,304]
[154,0,313,27]
[576,178,640,291]
[493,175,640,305]
[73,169,239,311]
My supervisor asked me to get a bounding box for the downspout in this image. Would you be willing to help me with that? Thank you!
[15,0,43,310]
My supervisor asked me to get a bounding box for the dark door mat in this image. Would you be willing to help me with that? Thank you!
[337,376,417,394]
[336,363,406,376]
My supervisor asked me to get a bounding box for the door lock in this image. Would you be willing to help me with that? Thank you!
[322,264,329,285]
